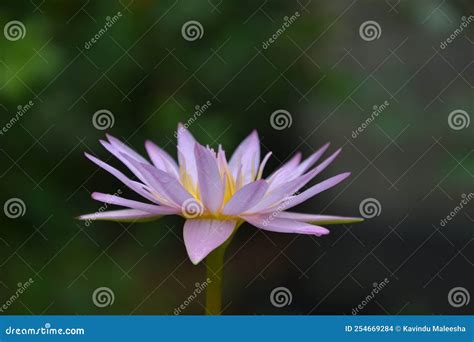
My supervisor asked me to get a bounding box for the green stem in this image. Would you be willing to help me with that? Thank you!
[204,221,242,315]
[205,244,226,315]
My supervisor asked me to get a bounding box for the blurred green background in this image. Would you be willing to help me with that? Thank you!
[0,0,473,315]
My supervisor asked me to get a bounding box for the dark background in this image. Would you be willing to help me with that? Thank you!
[0,0,472,315]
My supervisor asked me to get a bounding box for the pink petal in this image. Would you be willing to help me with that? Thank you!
[100,140,149,185]
[267,152,302,188]
[195,144,224,213]
[294,142,330,175]
[183,219,236,264]
[78,209,160,222]
[275,172,351,212]
[106,134,149,164]
[222,180,269,216]
[91,192,178,215]
[144,140,179,178]
[243,215,330,236]
[84,153,158,204]
[176,123,198,184]
[276,211,364,224]
[229,130,260,185]
[132,159,194,208]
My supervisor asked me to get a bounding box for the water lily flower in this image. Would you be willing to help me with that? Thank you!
[79,124,362,265]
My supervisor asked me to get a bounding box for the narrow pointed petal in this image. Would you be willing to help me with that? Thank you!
[276,212,364,225]
[244,215,330,236]
[183,219,236,264]
[91,192,179,215]
[195,144,224,213]
[84,153,158,204]
[267,152,302,187]
[78,209,160,222]
[229,130,260,185]
[295,143,330,174]
[130,159,194,208]
[176,123,199,184]
[106,134,149,164]
[275,172,351,212]
[144,140,179,178]
[222,180,269,216]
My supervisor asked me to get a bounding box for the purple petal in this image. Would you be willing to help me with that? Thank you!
[91,192,179,215]
[267,152,302,188]
[243,215,330,236]
[195,144,224,213]
[295,142,330,175]
[183,219,236,264]
[106,134,149,164]
[144,140,179,178]
[176,123,198,184]
[222,180,269,216]
[127,158,194,208]
[229,130,260,185]
[78,209,160,222]
[275,172,351,212]
[84,153,158,204]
